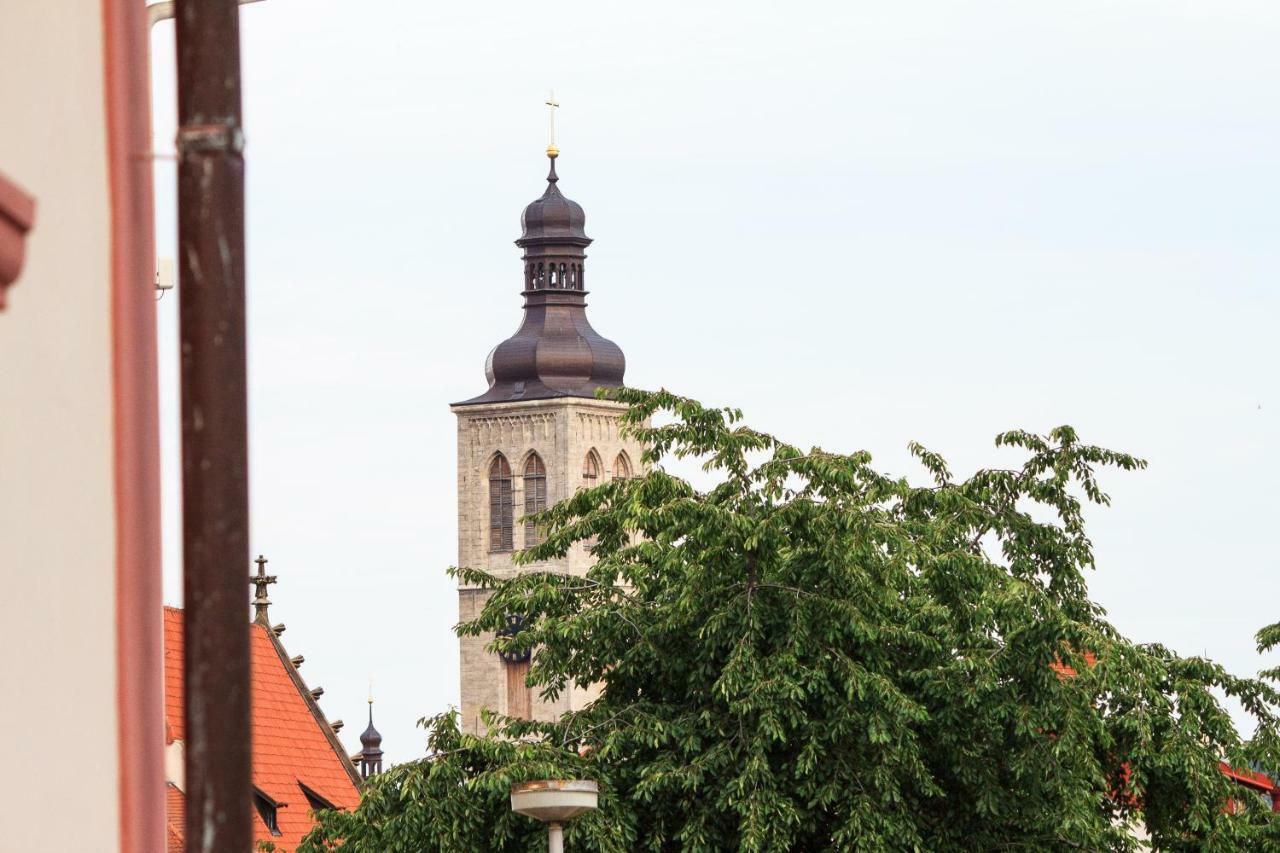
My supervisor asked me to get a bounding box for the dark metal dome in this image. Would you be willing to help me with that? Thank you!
[360,714,381,749]
[456,152,625,406]
[519,158,588,243]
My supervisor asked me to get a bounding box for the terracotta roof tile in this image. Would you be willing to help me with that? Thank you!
[165,784,185,853]
[163,607,360,851]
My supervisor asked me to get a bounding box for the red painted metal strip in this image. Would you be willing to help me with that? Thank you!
[102,0,164,849]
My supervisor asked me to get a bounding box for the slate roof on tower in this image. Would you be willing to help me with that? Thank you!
[163,607,362,850]
[457,150,626,405]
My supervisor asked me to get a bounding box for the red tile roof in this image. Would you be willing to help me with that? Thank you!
[163,607,361,851]
[1220,761,1279,802]
[1050,650,1279,812]
[165,784,184,853]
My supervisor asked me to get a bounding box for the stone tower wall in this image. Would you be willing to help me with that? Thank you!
[451,397,644,734]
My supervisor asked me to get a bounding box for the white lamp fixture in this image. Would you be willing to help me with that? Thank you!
[155,257,175,296]
[511,779,598,853]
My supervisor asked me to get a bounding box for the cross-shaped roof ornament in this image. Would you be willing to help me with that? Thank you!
[250,554,277,625]
[545,91,560,158]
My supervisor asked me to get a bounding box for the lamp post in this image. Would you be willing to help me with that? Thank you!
[511,780,599,853]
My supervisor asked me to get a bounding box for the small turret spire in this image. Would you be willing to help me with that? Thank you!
[250,555,277,625]
[359,690,384,779]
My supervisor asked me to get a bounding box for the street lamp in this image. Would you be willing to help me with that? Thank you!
[511,780,599,853]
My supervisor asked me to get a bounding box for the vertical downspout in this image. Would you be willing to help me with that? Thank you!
[174,1,252,850]
[103,0,163,849]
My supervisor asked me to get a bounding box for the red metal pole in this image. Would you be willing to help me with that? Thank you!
[175,1,251,850]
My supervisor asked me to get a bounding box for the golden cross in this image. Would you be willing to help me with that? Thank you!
[545,91,560,156]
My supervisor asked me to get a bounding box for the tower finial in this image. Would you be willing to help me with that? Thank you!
[250,554,277,625]
[544,91,560,159]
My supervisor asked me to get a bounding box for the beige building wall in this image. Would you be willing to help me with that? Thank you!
[453,397,644,733]
[0,2,122,849]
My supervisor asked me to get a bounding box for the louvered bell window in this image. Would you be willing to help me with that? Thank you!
[489,455,513,552]
[524,454,547,547]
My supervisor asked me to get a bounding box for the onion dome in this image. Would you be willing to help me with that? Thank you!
[456,151,625,405]
[519,157,588,243]
[359,715,381,750]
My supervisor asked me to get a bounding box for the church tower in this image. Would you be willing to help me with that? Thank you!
[451,141,643,734]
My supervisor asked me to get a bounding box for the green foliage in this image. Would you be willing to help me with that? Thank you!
[304,389,1280,851]
[297,710,599,851]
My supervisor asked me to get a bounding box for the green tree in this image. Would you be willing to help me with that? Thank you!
[303,390,1280,852]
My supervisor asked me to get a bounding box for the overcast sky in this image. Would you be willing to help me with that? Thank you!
[149,1,1280,762]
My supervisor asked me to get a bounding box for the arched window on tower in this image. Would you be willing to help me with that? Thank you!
[489,454,513,552]
[582,450,600,486]
[580,451,602,548]
[612,452,632,480]
[523,453,547,547]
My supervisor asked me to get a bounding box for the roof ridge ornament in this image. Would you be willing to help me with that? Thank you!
[250,554,277,625]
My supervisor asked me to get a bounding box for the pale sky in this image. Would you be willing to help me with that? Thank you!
[149,1,1280,762]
